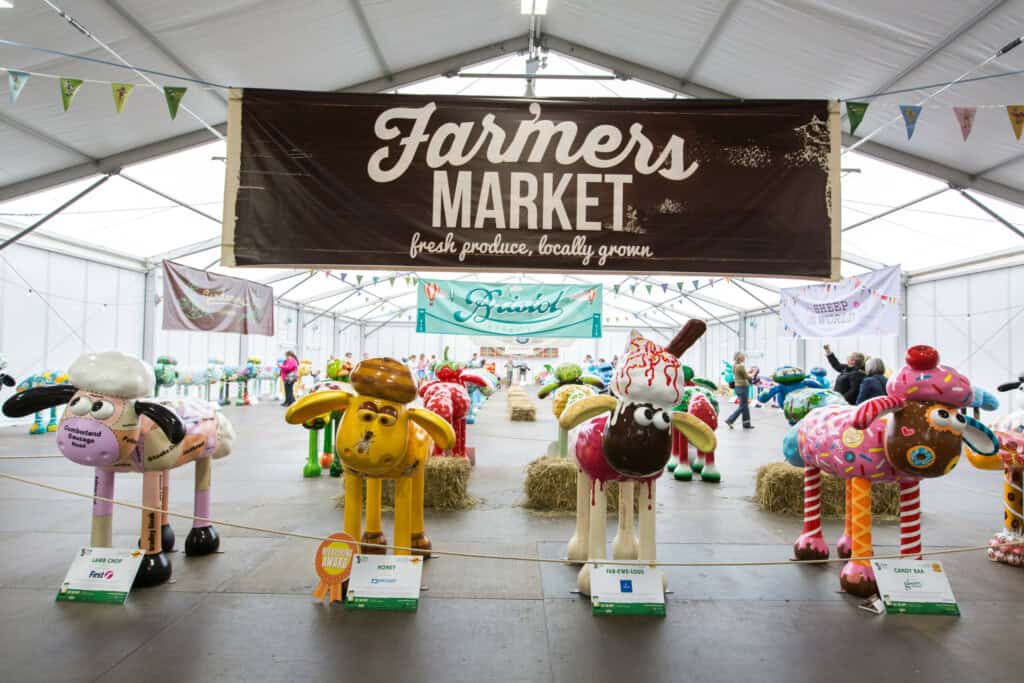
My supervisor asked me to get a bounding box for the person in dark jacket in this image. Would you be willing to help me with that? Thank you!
[823,344,866,404]
[856,357,887,404]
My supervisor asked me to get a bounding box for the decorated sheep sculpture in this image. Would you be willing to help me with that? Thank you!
[2,352,236,587]
[285,358,454,557]
[295,380,349,478]
[558,321,717,595]
[782,345,1000,597]
[154,356,179,396]
[419,348,488,457]
[16,370,69,434]
[758,366,829,411]
[463,367,498,425]
[966,373,1024,566]
[668,379,721,483]
[782,386,848,425]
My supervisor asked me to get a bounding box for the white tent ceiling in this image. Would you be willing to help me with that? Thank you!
[0,0,1023,324]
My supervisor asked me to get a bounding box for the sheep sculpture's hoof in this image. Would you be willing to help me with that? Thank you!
[836,534,852,559]
[361,531,388,554]
[793,532,829,561]
[134,552,172,587]
[161,523,176,552]
[185,526,221,556]
[673,464,693,481]
[839,561,878,598]
[411,532,433,559]
[303,462,322,478]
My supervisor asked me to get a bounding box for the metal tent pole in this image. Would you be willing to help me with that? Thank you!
[0,175,110,251]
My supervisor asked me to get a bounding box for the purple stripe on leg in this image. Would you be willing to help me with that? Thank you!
[93,470,114,517]
[193,489,212,528]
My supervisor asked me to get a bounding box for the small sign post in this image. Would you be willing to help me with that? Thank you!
[872,559,960,616]
[56,547,144,604]
[590,563,666,616]
[345,555,423,611]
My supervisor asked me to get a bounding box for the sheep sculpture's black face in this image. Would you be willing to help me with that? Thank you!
[603,401,673,477]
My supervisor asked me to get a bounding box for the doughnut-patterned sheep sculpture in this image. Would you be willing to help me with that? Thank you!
[285,358,454,557]
[558,321,717,595]
[782,345,1000,597]
[2,352,236,587]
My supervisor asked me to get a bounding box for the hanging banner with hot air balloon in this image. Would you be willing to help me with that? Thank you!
[416,279,602,338]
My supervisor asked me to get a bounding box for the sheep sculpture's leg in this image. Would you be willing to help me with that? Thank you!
[793,466,829,560]
[638,479,665,590]
[666,429,681,472]
[899,480,922,559]
[673,433,693,481]
[839,476,877,597]
[135,471,172,587]
[578,479,607,596]
[185,457,220,556]
[361,478,387,554]
[698,448,719,483]
[836,480,853,559]
[343,472,364,547]
[393,477,413,556]
[303,428,321,478]
[612,481,639,560]
[46,406,58,432]
[329,415,343,478]
[159,472,175,552]
[410,461,432,557]
[566,468,590,563]
[30,409,44,434]
[1006,469,1023,536]
[91,469,114,548]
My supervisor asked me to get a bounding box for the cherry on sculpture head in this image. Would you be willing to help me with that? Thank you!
[906,345,939,371]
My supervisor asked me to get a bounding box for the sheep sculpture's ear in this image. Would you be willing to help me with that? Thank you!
[134,401,186,445]
[558,395,617,430]
[285,390,351,425]
[2,384,77,417]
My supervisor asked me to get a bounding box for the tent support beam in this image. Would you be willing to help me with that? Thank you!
[681,0,739,82]
[541,34,1024,209]
[0,175,110,251]
[0,111,96,163]
[102,0,229,107]
[348,0,391,78]
[119,173,222,224]
[957,189,1024,240]
[842,187,947,232]
[0,36,528,203]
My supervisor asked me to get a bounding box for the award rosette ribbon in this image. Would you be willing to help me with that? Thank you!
[313,532,358,603]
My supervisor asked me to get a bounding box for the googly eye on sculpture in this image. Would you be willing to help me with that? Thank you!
[781,344,1000,597]
[2,351,236,588]
[285,358,454,560]
[558,320,717,595]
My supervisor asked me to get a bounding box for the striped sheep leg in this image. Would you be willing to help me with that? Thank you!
[793,467,829,560]
[836,480,853,558]
[673,431,693,481]
[898,480,922,559]
[698,449,719,483]
[839,477,877,597]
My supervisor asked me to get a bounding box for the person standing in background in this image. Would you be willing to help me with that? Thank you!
[280,350,299,407]
[416,353,427,385]
[856,357,887,403]
[724,351,753,429]
[504,359,514,388]
[824,344,867,404]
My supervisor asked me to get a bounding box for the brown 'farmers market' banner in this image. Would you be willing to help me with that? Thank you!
[162,260,274,335]
[221,90,841,279]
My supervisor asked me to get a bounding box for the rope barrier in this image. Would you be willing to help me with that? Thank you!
[0,470,995,568]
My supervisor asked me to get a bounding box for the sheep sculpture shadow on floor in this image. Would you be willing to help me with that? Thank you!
[285,358,455,557]
[559,320,717,596]
[2,351,236,587]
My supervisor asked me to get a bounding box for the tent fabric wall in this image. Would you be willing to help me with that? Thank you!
[0,242,145,426]
[907,265,1024,417]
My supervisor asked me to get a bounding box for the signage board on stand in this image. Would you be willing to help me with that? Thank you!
[590,564,666,616]
[56,547,144,604]
[345,555,423,611]
[872,559,960,616]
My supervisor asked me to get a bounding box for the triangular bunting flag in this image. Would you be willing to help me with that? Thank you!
[8,70,29,105]
[1008,106,1024,141]
[111,83,134,114]
[59,78,83,112]
[629,284,637,294]
[612,284,620,294]
[372,276,379,285]
[846,101,869,135]
[899,105,922,140]
[692,279,699,290]
[953,107,977,141]
[339,273,347,282]
[164,86,187,120]
[389,277,395,287]
[676,282,684,292]
[660,283,668,293]
[645,284,652,295]
[356,274,363,284]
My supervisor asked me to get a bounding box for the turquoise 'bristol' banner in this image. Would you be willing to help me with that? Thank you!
[416,280,602,338]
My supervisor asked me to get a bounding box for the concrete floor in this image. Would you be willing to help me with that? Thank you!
[0,389,1019,682]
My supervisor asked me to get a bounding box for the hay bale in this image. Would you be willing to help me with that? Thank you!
[754,462,898,518]
[507,387,537,421]
[334,457,476,512]
[523,455,638,513]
